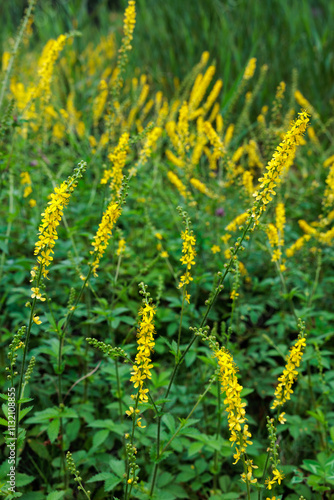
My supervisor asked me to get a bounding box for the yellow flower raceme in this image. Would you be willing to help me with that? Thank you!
[167,171,188,198]
[189,65,216,113]
[119,0,136,55]
[298,219,317,235]
[93,79,108,126]
[214,347,253,466]
[276,203,285,246]
[34,179,76,279]
[190,177,214,198]
[286,234,311,257]
[101,133,130,196]
[91,202,122,277]
[225,212,248,232]
[272,334,307,409]
[178,228,196,289]
[252,111,309,224]
[323,161,334,207]
[243,57,257,80]
[35,34,68,104]
[130,302,156,403]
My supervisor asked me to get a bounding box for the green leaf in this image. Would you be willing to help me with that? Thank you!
[157,471,173,488]
[16,473,35,487]
[92,429,109,449]
[19,405,34,422]
[47,419,60,443]
[46,492,66,500]
[109,458,125,478]
[187,441,203,457]
[105,475,122,492]
[28,439,51,460]
[162,414,175,434]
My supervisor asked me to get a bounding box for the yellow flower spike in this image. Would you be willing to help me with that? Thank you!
[178,228,196,289]
[167,171,188,198]
[252,111,309,224]
[130,299,157,404]
[243,57,257,80]
[91,202,122,277]
[272,333,306,409]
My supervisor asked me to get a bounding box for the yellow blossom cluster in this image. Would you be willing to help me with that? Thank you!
[190,177,214,198]
[35,34,68,104]
[286,234,311,257]
[225,212,249,232]
[167,171,188,198]
[130,302,156,403]
[252,111,309,224]
[101,133,130,196]
[91,202,122,277]
[214,347,254,470]
[178,228,196,290]
[119,0,136,55]
[243,57,257,80]
[266,203,286,264]
[323,160,334,207]
[265,468,285,491]
[272,334,307,409]
[33,180,74,279]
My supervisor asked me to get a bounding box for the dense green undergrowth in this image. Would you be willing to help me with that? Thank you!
[0,1,334,499]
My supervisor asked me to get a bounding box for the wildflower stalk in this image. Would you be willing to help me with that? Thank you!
[0,0,37,113]
[177,287,186,358]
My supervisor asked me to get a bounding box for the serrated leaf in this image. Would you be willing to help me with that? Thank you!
[162,414,175,434]
[109,458,125,478]
[105,475,122,492]
[46,492,66,500]
[47,419,60,443]
[16,473,35,487]
[92,429,109,449]
[0,417,8,426]
[19,405,34,422]
[87,472,114,483]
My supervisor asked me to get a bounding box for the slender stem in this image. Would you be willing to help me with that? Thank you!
[241,454,251,500]
[0,151,14,284]
[176,287,186,358]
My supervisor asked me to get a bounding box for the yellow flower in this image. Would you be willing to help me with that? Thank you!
[160,251,169,258]
[116,238,126,256]
[125,407,134,416]
[136,418,146,428]
[243,57,257,80]
[167,171,188,198]
[91,202,122,277]
[33,315,42,325]
[130,302,156,403]
[252,111,309,225]
[278,412,286,424]
[272,468,284,485]
[34,178,76,278]
[178,229,196,289]
[265,477,276,490]
[29,199,37,208]
[214,347,252,462]
[31,287,45,302]
[211,245,221,254]
[155,232,163,240]
[272,334,306,409]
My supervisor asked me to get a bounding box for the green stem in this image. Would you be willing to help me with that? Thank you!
[213,378,222,490]
[177,287,186,358]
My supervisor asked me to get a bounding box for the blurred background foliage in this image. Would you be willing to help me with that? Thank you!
[1,0,334,117]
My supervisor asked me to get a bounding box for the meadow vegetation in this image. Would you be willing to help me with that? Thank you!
[1,1,334,499]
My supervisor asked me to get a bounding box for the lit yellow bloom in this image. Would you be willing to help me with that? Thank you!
[119,0,136,55]
[165,149,185,168]
[225,212,248,232]
[33,316,42,325]
[211,245,221,254]
[2,51,10,71]
[130,302,156,403]
[20,172,32,185]
[243,57,257,80]
[136,417,146,428]
[91,202,122,277]
[29,199,37,208]
[34,178,76,278]
[286,234,311,257]
[178,229,196,289]
[272,469,284,485]
[160,251,169,258]
[31,287,45,302]
[190,177,214,198]
[214,347,252,470]
[252,111,309,224]
[224,124,234,146]
[272,334,306,409]
[24,186,33,198]
[101,133,130,197]
[93,79,108,126]
[278,412,286,424]
[167,171,188,198]
[298,219,317,235]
